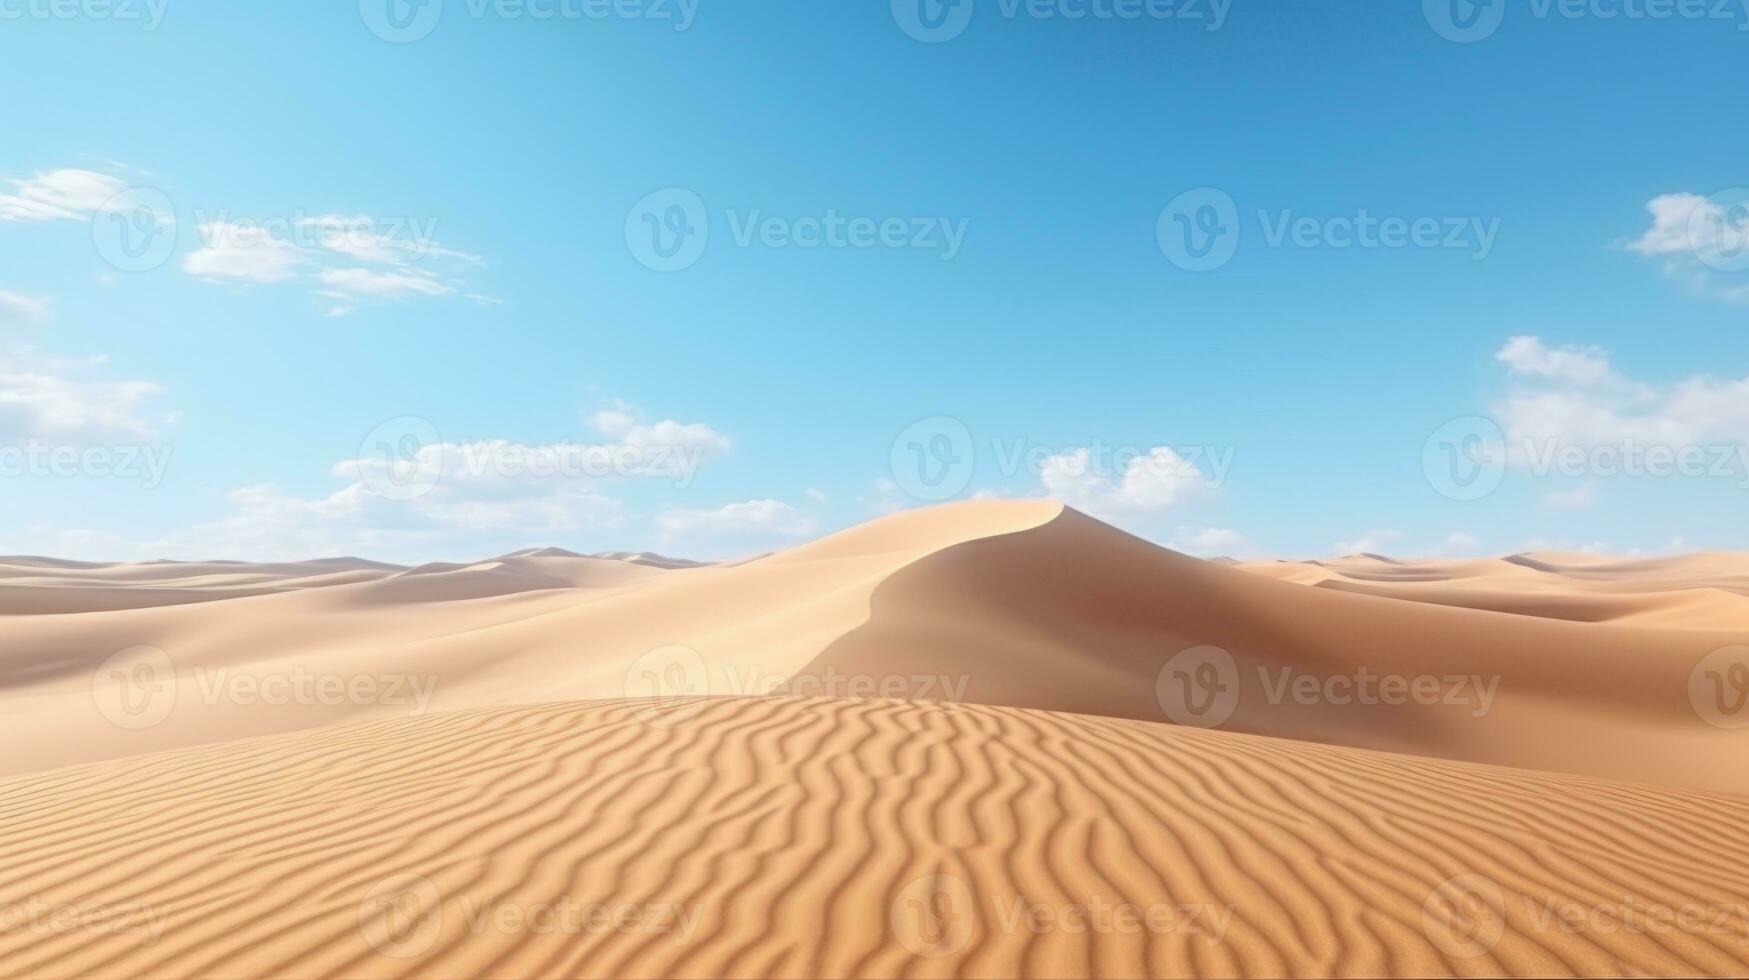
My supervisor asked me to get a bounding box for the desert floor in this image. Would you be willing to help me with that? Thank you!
[1,500,1746,977]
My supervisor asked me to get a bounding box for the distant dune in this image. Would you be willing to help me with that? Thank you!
[2,502,1746,977]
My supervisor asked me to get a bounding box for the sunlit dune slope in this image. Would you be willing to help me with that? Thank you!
[1,698,1743,980]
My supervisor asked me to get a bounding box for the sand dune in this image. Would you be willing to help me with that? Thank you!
[1,697,1744,979]
[1239,551,1749,630]
[3,501,1746,795]
[4,501,1748,977]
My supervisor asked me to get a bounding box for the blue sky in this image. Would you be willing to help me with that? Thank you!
[2,0,1747,562]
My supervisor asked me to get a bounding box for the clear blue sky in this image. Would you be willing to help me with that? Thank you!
[2,0,1746,561]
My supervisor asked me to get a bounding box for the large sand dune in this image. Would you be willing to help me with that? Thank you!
[2,501,1747,977]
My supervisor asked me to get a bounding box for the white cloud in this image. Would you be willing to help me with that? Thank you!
[178,211,486,314]
[1627,192,1748,258]
[152,403,730,558]
[335,405,730,493]
[317,267,455,299]
[587,404,732,457]
[1496,335,1616,385]
[866,477,907,515]
[0,169,128,222]
[1625,192,1749,304]
[1542,485,1598,510]
[0,290,50,325]
[183,221,307,283]
[0,351,166,441]
[1335,529,1402,556]
[1168,526,1248,557]
[3,165,490,315]
[1441,531,1482,554]
[295,213,478,267]
[1492,336,1749,458]
[654,499,815,539]
[1039,446,1208,518]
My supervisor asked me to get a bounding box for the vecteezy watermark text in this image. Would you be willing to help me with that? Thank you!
[1157,188,1501,272]
[1424,0,1749,44]
[193,211,449,262]
[0,898,169,946]
[624,188,969,272]
[0,441,172,488]
[889,874,1232,959]
[0,0,168,29]
[1156,646,1503,729]
[891,0,1232,43]
[1422,874,1749,960]
[621,645,975,726]
[360,0,699,43]
[92,645,440,731]
[353,415,714,504]
[888,416,1234,503]
[358,874,702,959]
[1422,415,1749,501]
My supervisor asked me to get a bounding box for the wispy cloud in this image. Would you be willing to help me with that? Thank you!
[0,168,129,222]
[0,351,167,441]
[654,499,816,540]
[183,212,488,315]
[0,290,50,325]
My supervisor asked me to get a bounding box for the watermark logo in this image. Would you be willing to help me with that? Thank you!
[623,644,711,726]
[1686,187,1749,274]
[92,645,177,730]
[625,189,969,271]
[892,0,977,42]
[890,416,977,502]
[0,441,173,487]
[1423,0,1506,42]
[457,896,701,943]
[1158,646,1504,728]
[1426,0,1749,43]
[1159,189,1501,271]
[0,898,170,946]
[92,185,176,273]
[1423,874,1508,958]
[886,422,1235,504]
[1422,416,1508,501]
[1423,416,1749,501]
[360,0,445,43]
[891,874,977,958]
[193,667,438,715]
[1155,645,1241,728]
[1691,645,1749,730]
[360,874,444,958]
[1423,873,1749,956]
[95,654,437,731]
[626,187,710,272]
[890,876,1233,955]
[358,416,444,502]
[1157,188,1240,272]
[894,0,1231,42]
[721,666,972,703]
[0,0,169,29]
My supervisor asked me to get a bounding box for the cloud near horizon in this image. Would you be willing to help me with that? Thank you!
[1492,335,1749,459]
